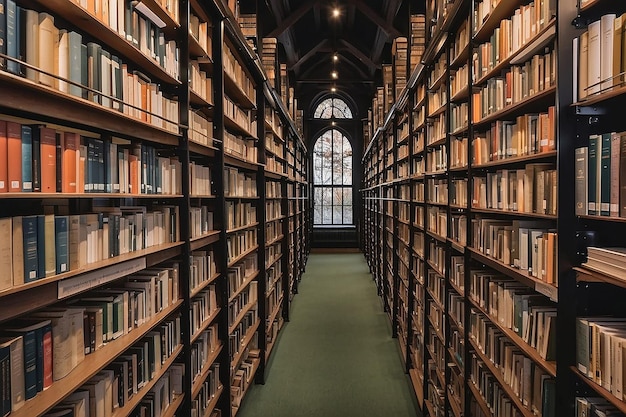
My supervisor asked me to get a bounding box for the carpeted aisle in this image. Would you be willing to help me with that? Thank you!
[237,253,420,417]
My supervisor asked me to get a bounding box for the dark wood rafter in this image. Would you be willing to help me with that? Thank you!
[267,0,300,65]
[266,0,319,38]
[338,39,380,72]
[371,29,388,70]
[313,2,321,30]
[345,0,402,38]
[291,38,330,72]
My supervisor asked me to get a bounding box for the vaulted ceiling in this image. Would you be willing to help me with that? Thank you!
[258,0,415,118]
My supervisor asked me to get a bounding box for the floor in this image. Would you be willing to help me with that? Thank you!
[237,253,420,417]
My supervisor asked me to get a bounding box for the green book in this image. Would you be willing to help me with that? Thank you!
[600,133,611,216]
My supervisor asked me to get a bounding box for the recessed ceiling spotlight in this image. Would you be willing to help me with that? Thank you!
[333,54,339,62]
[332,8,340,17]
[331,87,337,92]
[331,71,338,79]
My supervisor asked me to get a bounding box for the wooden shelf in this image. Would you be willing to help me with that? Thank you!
[223,153,261,171]
[448,389,463,417]
[230,320,261,370]
[409,368,424,408]
[161,391,185,417]
[265,318,284,363]
[469,336,534,417]
[266,295,284,329]
[473,0,521,43]
[471,207,557,220]
[227,222,260,234]
[224,71,256,110]
[31,0,181,85]
[574,266,626,289]
[450,43,470,69]
[192,345,224,398]
[189,141,219,157]
[468,296,556,377]
[112,344,184,417]
[472,150,557,169]
[0,72,180,146]
[578,214,626,224]
[468,247,558,301]
[468,380,493,417]
[231,356,261,417]
[228,245,260,268]
[572,366,626,414]
[8,300,182,417]
[190,272,222,299]
[228,271,260,303]
[223,113,258,139]
[191,231,221,250]
[191,308,222,344]
[474,87,556,128]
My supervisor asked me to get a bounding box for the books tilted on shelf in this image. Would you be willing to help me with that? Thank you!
[583,247,626,281]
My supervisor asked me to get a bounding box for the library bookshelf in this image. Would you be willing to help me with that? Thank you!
[0,1,309,417]
[359,0,626,416]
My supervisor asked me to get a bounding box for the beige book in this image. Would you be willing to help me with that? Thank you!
[11,216,23,286]
[38,13,57,87]
[25,10,39,82]
[601,14,617,91]
[44,214,56,277]
[0,217,13,290]
[579,32,589,100]
[68,215,81,271]
[614,15,624,86]
[57,30,69,93]
[588,20,602,95]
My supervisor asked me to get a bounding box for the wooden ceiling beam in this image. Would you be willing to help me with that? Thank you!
[266,0,319,38]
[290,38,330,72]
[338,39,380,72]
[314,2,321,30]
[345,0,401,38]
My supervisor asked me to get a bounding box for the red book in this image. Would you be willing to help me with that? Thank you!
[62,132,79,193]
[129,154,139,194]
[40,127,57,193]
[0,121,7,192]
[6,122,22,192]
[42,326,53,389]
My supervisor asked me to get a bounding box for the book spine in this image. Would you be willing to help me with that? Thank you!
[55,216,69,274]
[611,132,621,216]
[20,126,32,192]
[600,133,611,216]
[40,324,52,390]
[588,135,599,215]
[55,133,63,193]
[36,216,45,280]
[0,121,7,193]
[22,216,38,282]
[21,331,36,400]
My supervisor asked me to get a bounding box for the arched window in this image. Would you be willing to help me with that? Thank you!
[313,97,353,119]
[313,129,353,225]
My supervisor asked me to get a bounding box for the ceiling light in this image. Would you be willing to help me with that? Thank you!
[332,8,340,17]
[331,70,338,79]
[333,54,339,62]
[331,87,337,92]
[331,121,337,126]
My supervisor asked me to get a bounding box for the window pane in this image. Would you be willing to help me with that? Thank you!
[343,188,352,205]
[333,187,344,206]
[313,98,353,119]
[322,206,332,224]
[344,206,353,224]
[315,188,323,207]
[333,206,343,224]
[314,205,321,224]
[322,187,332,205]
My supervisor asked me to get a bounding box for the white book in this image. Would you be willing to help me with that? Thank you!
[101,51,112,108]
[57,30,69,93]
[601,14,617,91]
[25,10,39,82]
[588,20,602,95]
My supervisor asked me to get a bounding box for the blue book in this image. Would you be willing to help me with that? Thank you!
[0,319,51,400]
[5,1,19,75]
[22,215,38,282]
[0,344,10,416]
[0,0,6,71]
[103,140,111,193]
[55,216,69,274]
[20,125,32,192]
[95,139,104,193]
[36,216,45,280]
[86,138,95,193]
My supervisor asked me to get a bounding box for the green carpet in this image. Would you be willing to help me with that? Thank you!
[237,253,420,417]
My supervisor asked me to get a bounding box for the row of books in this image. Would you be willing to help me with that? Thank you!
[224,96,256,137]
[575,132,626,218]
[469,269,556,361]
[471,218,557,285]
[451,178,468,207]
[228,309,258,360]
[190,207,215,239]
[226,201,257,231]
[392,37,408,97]
[190,250,216,294]
[265,221,282,244]
[473,0,555,40]
[472,164,558,215]
[189,111,213,147]
[426,113,446,146]
[190,11,212,58]
[265,181,282,199]
[224,168,257,198]
[450,215,467,246]
[426,145,447,174]
[224,44,255,105]
[409,14,426,71]
[265,132,284,157]
[227,253,257,299]
[41,332,182,417]
[228,279,257,332]
[226,230,257,265]
[190,287,217,337]
[190,161,212,197]
[469,350,555,417]
[190,60,214,105]
[450,137,468,168]
[191,324,219,385]
[0,270,179,411]
[471,49,556,123]
[427,207,447,239]
[451,63,469,99]
[191,363,220,417]
[0,121,183,195]
[450,102,469,133]
[231,350,260,410]
[576,396,622,417]
[472,109,556,165]
[0,208,179,288]
[576,317,626,402]
[224,132,257,164]
[575,13,626,101]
